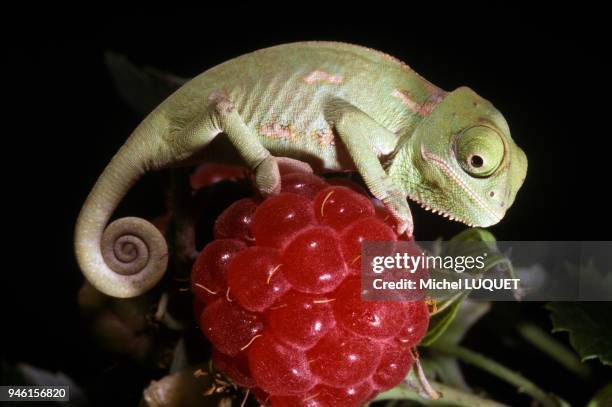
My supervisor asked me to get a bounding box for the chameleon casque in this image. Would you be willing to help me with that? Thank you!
[75,41,527,298]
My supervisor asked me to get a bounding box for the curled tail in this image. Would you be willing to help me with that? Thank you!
[75,127,168,298]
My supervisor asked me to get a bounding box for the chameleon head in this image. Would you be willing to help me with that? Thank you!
[389,86,527,227]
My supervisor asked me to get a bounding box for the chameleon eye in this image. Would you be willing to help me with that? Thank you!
[455,126,504,177]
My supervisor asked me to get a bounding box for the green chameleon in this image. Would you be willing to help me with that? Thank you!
[75,41,527,298]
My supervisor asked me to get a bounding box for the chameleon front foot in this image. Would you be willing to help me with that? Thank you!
[387,206,414,237]
[381,186,414,237]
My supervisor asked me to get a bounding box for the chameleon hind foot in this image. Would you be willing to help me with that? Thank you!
[254,156,313,197]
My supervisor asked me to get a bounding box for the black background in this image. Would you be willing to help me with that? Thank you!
[4,9,611,406]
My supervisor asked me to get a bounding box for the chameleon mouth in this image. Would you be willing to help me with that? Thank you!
[407,193,476,227]
[418,144,502,226]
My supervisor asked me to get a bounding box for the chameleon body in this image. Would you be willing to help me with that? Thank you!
[75,41,527,298]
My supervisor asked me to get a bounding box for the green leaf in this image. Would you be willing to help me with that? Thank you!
[450,228,498,245]
[517,322,591,379]
[587,381,612,407]
[422,299,489,351]
[374,370,507,406]
[436,300,491,345]
[423,356,470,391]
[546,302,612,366]
[420,293,466,346]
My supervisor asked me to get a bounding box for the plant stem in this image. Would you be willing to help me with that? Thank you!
[374,380,507,406]
[430,342,560,407]
[517,322,590,379]
[414,356,440,399]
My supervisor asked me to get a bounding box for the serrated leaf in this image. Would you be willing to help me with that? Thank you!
[546,302,612,366]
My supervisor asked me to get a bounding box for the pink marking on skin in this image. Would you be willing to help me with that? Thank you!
[392,89,446,116]
[420,93,447,115]
[208,90,229,103]
[303,70,343,84]
[260,123,297,140]
[392,89,421,113]
[313,128,335,146]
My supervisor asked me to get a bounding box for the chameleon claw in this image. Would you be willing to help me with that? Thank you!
[275,156,313,175]
[397,218,414,239]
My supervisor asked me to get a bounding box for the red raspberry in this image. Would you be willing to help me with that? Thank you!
[396,301,431,347]
[280,172,328,198]
[212,350,255,388]
[308,329,382,387]
[213,198,259,243]
[340,216,397,268]
[248,333,317,395]
[200,299,264,356]
[313,186,375,230]
[326,177,370,196]
[191,239,246,304]
[282,227,348,294]
[251,193,315,248]
[267,291,336,349]
[372,341,414,391]
[190,162,247,189]
[333,277,409,339]
[270,381,373,407]
[192,172,430,406]
[227,246,290,312]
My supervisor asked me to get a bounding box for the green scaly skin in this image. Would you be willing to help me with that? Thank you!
[75,41,527,298]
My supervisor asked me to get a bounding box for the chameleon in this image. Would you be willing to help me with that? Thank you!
[75,41,527,298]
